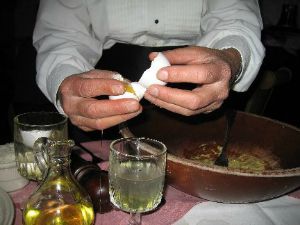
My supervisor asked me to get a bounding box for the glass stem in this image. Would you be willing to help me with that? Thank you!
[128,212,141,225]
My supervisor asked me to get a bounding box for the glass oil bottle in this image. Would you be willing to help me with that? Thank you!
[23,139,95,225]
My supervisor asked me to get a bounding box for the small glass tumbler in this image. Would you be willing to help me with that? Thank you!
[14,111,68,181]
[109,137,167,225]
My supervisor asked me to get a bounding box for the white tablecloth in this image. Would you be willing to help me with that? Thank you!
[174,195,300,225]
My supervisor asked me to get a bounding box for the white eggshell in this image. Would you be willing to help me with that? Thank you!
[109,53,170,101]
[131,82,146,100]
[111,73,124,81]
[138,52,170,89]
[109,92,138,100]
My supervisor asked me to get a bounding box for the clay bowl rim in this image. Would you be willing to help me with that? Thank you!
[120,113,300,178]
[167,153,300,178]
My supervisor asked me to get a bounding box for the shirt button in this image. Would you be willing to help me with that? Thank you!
[154,19,159,24]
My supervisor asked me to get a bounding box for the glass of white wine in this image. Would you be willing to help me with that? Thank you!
[109,137,167,225]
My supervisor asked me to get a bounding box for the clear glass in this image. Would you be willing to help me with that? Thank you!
[22,139,95,225]
[14,111,68,181]
[109,137,167,225]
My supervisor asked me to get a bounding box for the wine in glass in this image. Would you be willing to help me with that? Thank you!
[109,137,167,225]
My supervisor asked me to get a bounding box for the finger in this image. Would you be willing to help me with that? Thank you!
[76,98,141,119]
[77,125,94,132]
[146,85,215,110]
[201,101,224,114]
[144,93,200,116]
[67,76,125,97]
[145,92,222,116]
[158,64,220,84]
[79,69,119,79]
[150,46,208,65]
[70,109,142,131]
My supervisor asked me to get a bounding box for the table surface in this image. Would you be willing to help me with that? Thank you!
[9,140,300,225]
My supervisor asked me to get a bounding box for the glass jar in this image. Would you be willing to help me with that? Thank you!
[14,112,68,181]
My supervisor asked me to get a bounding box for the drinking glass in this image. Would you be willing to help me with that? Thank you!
[14,111,68,181]
[109,137,167,225]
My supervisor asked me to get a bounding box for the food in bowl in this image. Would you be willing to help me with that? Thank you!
[182,141,281,172]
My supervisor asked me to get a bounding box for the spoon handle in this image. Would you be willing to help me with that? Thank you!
[214,109,237,167]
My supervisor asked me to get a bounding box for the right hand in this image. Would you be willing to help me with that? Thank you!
[58,69,142,131]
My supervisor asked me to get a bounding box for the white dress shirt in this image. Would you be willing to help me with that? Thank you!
[33,0,265,113]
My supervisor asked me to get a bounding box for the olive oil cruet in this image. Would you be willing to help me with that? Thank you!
[22,139,95,225]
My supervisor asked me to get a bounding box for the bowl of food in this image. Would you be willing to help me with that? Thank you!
[120,106,300,203]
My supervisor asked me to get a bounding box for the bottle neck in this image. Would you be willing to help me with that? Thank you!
[45,139,74,175]
[46,154,72,179]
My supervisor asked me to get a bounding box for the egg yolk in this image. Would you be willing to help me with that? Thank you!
[124,84,137,96]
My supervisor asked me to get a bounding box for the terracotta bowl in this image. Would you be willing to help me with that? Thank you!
[120,107,300,203]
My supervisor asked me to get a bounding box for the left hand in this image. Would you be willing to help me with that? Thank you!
[144,46,241,115]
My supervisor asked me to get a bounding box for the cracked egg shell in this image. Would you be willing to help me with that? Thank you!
[109,82,146,101]
[138,52,170,89]
[109,52,170,101]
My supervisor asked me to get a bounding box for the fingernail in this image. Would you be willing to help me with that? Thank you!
[157,70,168,81]
[112,84,124,94]
[148,87,159,97]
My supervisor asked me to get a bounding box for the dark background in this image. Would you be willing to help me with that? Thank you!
[1,0,300,144]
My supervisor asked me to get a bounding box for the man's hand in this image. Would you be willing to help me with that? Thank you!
[58,69,142,131]
[144,46,241,115]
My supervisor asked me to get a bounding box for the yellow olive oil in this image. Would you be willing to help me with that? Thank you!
[23,202,94,225]
[22,139,95,225]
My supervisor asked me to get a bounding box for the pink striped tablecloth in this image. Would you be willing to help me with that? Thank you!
[9,140,300,225]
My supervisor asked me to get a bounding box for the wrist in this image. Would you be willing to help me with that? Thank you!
[221,48,242,86]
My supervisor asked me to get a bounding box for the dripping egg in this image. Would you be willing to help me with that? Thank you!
[109,52,170,101]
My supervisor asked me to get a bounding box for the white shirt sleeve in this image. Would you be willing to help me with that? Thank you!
[199,0,265,91]
[33,0,102,113]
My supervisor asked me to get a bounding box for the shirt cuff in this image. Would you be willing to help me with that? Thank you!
[210,35,250,87]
